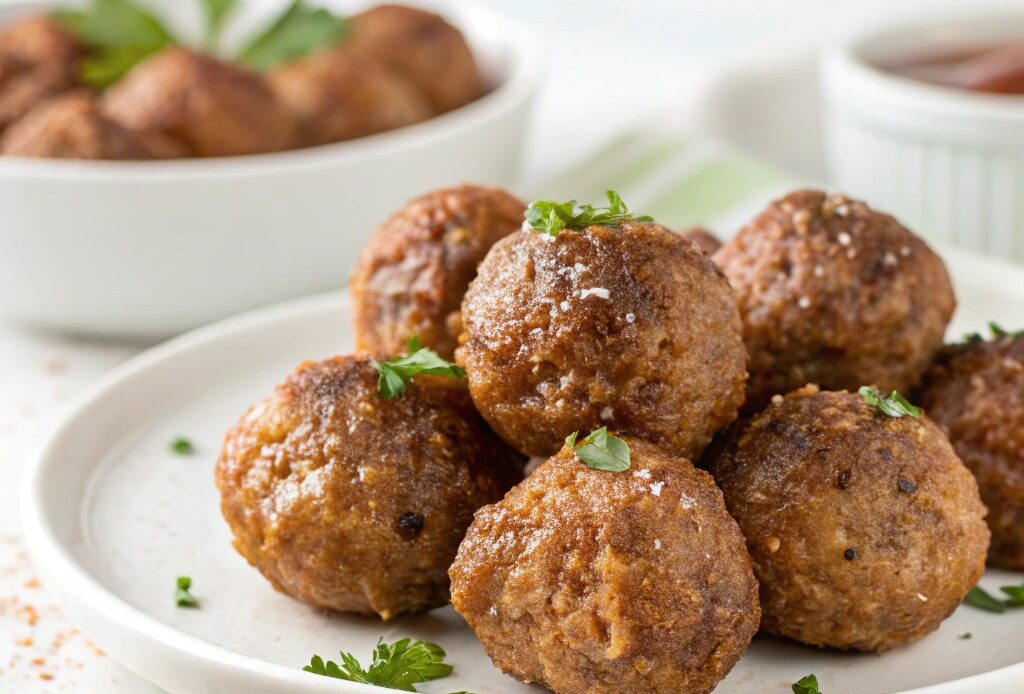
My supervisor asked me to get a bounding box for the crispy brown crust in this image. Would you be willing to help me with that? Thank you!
[269,48,431,147]
[351,184,525,360]
[708,385,990,652]
[713,189,955,412]
[920,335,1024,569]
[2,92,184,159]
[450,437,760,694]
[460,221,747,459]
[215,355,522,620]
[102,47,294,157]
[348,4,481,114]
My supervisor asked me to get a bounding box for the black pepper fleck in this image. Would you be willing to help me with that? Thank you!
[396,512,424,539]
[898,478,917,494]
[836,470,852,489]
[844,548,859,561]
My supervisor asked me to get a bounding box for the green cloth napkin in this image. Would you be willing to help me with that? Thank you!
[530,131,795,234]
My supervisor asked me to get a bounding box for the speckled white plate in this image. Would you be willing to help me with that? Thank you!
[20,245,1024,694]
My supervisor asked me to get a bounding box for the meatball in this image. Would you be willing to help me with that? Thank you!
[0,16,82,132]
[920,332,1024,569]
[269,48,431,147]
[2,92,184,159]
[351,184,525,360]
[102,47,294,157]
[682,226,722,255]
[713,190,955,411]
[215,355,522,620]
[460,221,747,459]
[348,4,482,114]
[708,385,989,652]
[450,437,759,694]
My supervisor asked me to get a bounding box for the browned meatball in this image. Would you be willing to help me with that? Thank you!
[683,226,722,255]
[269,48,431,147]
[102,47,294,157]
[0,16,82,132]
[708,385,989,653]
[450,437,759,694]
[351,185,525,360]
[2,92,184,159]
[920,332,1024,569]
[460,221,747,459]
[215,355,522,620]
[713,190,955,412]
[348,4,482,114]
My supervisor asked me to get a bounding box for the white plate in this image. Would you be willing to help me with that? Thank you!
[20,246,1024,694]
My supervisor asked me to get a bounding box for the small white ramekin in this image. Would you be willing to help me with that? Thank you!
[822,10,1024,263]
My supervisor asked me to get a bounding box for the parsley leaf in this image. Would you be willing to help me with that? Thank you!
[52,0,176,89]
[524,189,653,237]
[792,674,822,694]
[238,0,347,71]
[373,337,465,399]
[858,386,922,419]
[964,586,1007,613]
[169,437,195,455]
[1001,584,1024,607]
[201,0,239,50]
[565,426,630,471]
[175,576,198,608]
[303,638,454,691]
[989,322,1024,339]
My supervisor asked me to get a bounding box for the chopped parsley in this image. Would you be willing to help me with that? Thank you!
[962,321,1024,343]
[169,437,195,455]
[858,386,921,419]
[175,576,198,608]
[303,637,454,691]
[238,0,348,71]
[792,674,822,694]
[373,337,465,400]
[524,189,652,237]
[959,632,972,640]
[961,585,1024,613]
[565,427,630,471]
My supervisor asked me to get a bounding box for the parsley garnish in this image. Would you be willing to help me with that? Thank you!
[303,637,453,691]
[175,576,198,608]
[201,0,239,50]
[959,632,972,640]
[169,437,195,455]
[858,386,921,419]
[989,322,1024,339]
[565,427,630,471]
[373,337,465,400]
[792,674,822,694]
[963,584,1024,613]
[238,0,348,71]
[524,189,652,237]
[53,0,176,88]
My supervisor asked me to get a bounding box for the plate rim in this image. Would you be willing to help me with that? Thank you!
[20,245,1024,693]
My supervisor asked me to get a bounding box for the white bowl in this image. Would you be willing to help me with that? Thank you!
[0,0,541,338]
[821,9,1024,264]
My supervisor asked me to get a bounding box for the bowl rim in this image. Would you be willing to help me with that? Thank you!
[822,5,1024,123]
[0,0,544,181]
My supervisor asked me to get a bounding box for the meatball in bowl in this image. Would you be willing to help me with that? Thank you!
[0,1,541,337]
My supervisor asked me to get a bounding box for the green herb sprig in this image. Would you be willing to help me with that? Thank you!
[965,584,1024,613]
[792,674,822,694]
[373,337,465,400]
[524,189,652,237]
[962,321,1024,343]
[565,426,630,471]
[303,637,453,691]
[53,0,347,89]
[175,576,198,608]
[858,386,922,419]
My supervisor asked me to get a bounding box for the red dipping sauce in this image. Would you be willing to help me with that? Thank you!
[881,42,1024,94]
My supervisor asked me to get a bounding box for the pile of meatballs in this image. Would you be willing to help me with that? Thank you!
[215,184,1023,694]
[0,4,481,159]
